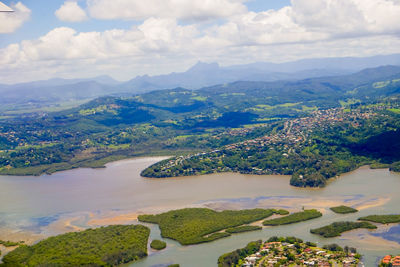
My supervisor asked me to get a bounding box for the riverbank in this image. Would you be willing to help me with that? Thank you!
[0,150,185,176]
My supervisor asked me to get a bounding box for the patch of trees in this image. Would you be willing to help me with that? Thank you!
[1,225,150,267]
[310,221,377,238]
[138,208,287,245]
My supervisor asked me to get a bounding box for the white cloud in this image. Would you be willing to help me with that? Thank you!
[55,1,88,22]
[0,2,31,34]
[290,0,400,37]
[2,0,400,83]
[0,17,199,65]
[206,0,400,46]
[86,0,247,21]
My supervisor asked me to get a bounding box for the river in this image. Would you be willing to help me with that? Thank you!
[0,157,399,266]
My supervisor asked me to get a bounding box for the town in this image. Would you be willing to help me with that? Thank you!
[219,237,361,267]
[145,106,380,178]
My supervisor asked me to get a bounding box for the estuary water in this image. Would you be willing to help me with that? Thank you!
[0,157,400,266]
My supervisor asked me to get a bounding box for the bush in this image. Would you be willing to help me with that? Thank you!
[323,244,343,252]
[330,206,358,214]
[150,240,167,250]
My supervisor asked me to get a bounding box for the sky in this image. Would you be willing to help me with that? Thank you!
[0,0,400,84]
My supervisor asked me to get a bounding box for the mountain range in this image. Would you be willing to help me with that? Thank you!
[1,54,400,114]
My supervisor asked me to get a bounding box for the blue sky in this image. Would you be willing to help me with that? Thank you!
[0,0,291,47]
[0,0,400,83]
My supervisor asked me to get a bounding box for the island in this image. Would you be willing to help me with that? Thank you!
[150,240,167,250]
[262,209,322,226]
[218,236,361,267]
[359,214,400,224]
[1,225,150,267]
[330,205,358,214]
[310,221,377,238]
[137,208,288,245]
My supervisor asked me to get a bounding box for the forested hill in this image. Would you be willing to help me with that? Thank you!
[142,106,400,187]
[47,65,400,127]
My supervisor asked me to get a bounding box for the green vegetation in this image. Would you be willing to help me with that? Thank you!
[330,205,358,214]
[142,103,400,187]
[1,66,400,188]
[1,225,150,267]
[0,240,23,247]
[218,240,262,267]
[138,208,287,245]
[323,244,344,252]
[150,240,166,250]
[274,209,290,215]
[370,162,391,169]
[388,108,400,114]
[390,161,400,172]
[266,236,304,243]
[310,221,377,238]
[359,215,400,224]
[373,81,391,88]
[263,209,322,226]
[167,265,180,267]
[225,225,262,234]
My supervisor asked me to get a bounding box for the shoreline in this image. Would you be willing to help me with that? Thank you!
[0,193,391,246]
[1,161,399,264]
[0,155,172,178]
[0,150,181,177]
[1,151,398,186]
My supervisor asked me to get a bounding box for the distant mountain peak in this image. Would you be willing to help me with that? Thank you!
[187,61,220,72]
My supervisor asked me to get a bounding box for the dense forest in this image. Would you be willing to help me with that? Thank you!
[1,225,150,267]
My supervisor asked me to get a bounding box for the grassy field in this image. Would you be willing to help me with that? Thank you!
[359,215,400,224]
[310,221,377,238]
[138,208,287,245]
[330,206,358,214]
[1,225,150,267]
[263,209,322,226]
